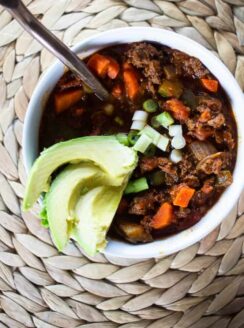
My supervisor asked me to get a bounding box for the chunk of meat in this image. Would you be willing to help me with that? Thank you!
[126,42,163,84]
[117,198,128,215]
[164,99,190,122]
[166,49,209,78]
[183,174,200,188]
[116,220,152,243]
[208,113,225,129]
[197,152,229,175]
[139,157,159,174]
[192,178,215,206]
[129,190,166,216]
[178,153,197,179]
[186,118,214,141]
[197,96,222,113]
[57,72,83,92]
[158,158,177,177]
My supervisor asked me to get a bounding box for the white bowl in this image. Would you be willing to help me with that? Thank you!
[23,27,244,259]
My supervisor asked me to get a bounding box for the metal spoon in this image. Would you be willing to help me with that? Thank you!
[0,0,109,100]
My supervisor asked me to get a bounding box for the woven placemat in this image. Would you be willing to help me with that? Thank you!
[0,0,244,327]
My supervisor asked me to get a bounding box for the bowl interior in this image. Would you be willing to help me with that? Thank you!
[23,27,244,258]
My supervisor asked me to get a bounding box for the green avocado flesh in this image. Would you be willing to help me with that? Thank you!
[44,164,107,251]
[23,136,138,211]
[73,185,125,256]
[23,136,138,254]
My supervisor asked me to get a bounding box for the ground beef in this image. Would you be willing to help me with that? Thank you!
[178,153,197,179]
[208,113,225,129]
[126,42,163,85]
[129,189,166,216]
[183,174,200,188]
[140,156,159,173]
[175,207,191,219]
[166,49,209,78]
[197,97,222,113]
[192,178,215,206]
[158,158,178,178]
[197,152,230,175]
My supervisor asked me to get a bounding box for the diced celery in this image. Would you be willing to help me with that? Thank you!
[143,99,158,113]
[158,79,183,98]
[156,112,174,128]
[139,125,161,145]
[124,177,149,194]
[157,135,170,152]
[133,134,152,153]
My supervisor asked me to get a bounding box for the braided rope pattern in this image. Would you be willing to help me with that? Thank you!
[0,0,244,327]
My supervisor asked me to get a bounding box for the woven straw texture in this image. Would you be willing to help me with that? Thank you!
[0,0,244,327]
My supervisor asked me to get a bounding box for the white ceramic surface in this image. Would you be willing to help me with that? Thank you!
[23,27,244,258]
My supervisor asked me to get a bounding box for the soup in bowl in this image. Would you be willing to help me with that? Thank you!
[23,27,244,258]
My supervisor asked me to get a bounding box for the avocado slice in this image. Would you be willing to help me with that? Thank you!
[73,184,125,256]
[44,163,106,251]
[23,136,138,211]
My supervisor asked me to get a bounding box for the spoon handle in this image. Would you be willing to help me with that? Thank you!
[0,0,109,100]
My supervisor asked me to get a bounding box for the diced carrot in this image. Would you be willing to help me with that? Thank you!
[107,57,120,79]
[151,202,174,229]
[164,98,189,122]
[173,185,195,208]
[112,84,123,99]
[54,89,83,114]
[123,63,140,100]
[201,79,218,93]
[87,53,110,78]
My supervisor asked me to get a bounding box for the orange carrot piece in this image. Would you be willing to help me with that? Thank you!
[112,84,123,99]
[165,98,189,122]
[201,79,218,92]
[173,185,195,208]
[54,89,83,114]
[87,53,110,78]
[151,202,174,229]
[107,57,120,79]
[123,63,139,100]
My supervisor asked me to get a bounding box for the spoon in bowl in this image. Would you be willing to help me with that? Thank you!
[0,0,109,100]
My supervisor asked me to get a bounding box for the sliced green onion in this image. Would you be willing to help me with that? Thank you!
[170,149,183,163]
[133,134,152,153]
[171,135,186,149]
[143,99,158,113]
[132,110,148,122]
[156,111,174,128]
[168,124,183,137]
[139,125,161,145]
[116,133,129,146]
[124,177,149,194]
[151,116,161,129]
[128,130,139,146]
[131,120,146,131]
[157,135,170,152]
[114,116,124,126]
[150,171,165,186]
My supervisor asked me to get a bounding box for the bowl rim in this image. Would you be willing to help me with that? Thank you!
[23,26,244,259]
